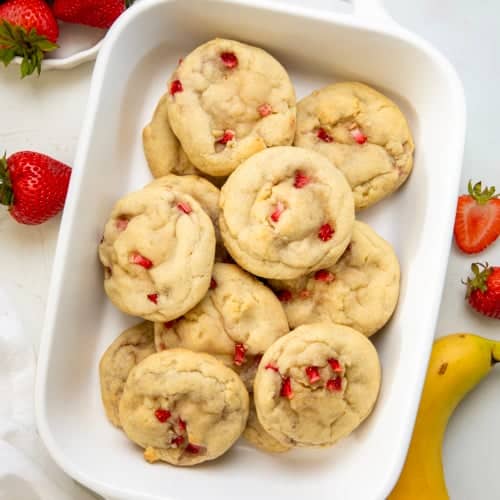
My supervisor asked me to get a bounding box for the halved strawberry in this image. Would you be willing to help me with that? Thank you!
[454,180,500,254]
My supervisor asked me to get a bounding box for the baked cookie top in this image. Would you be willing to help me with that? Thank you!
[219,146,355,279]
[154,263,289,390]
[146,174,226,259]
[99,321,156,428]
[167,38,296,176]
[294,82,414,209]
[99,186,215,322]
[243,397,292,453]
[119,349,249,466]
[269,221,400,336]
[254,323,381,447]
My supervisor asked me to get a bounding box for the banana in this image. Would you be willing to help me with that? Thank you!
[389,334,500,500]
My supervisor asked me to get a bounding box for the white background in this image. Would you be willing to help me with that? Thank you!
[0,0,498,498]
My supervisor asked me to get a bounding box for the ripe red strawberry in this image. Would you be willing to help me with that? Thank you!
[0,151,71,225]
[454,180,500,254]
[52,0,134,30]
[0,0,59,77]
[465,263,500,319]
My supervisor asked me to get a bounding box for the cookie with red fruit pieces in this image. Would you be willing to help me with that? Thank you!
[254,323,381,447]
[465,262,500,319]
[119,349,249,466]
[142,93,226,187]
[269,221,400,336]
[167,38,296,176]
[219,146,355,279]
[99,321,155,428]
[294,81,414,209]
[98,185,215,322]
[154,263,289,391]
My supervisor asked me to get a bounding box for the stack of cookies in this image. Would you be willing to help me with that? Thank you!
[98,38,413,466]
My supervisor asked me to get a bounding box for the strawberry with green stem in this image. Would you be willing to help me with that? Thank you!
[465,262,500,319]
[0,151,71,225]
[454,180,500,254]
[0,0,59,77]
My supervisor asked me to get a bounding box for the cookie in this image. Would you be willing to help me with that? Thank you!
[219,146,355,279]
[146,174,226,260]
[154,263,289,390]
[143,94,226,187]
[254,323,381,447]
[99,186,215,322]
[119,349,249,466]
[167,38,296,176]
[269,221,400,336]
[243,397,291,453]
[294,82,414,209]
[99,321,156,428]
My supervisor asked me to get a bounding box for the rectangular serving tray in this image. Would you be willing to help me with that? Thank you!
[35,1,466,499]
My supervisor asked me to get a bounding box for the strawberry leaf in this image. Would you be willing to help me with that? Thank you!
[0,21,58,78]
[0,154,13,207]
[467,179,499,205]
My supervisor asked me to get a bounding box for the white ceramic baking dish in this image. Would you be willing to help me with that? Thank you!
[35,1,466,499]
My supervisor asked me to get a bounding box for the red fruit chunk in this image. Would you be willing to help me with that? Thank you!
[177,201,192,214]
[171,435,184,447]
[129,252,153,269]
[154,408,171,423]
[265,363,279,372]
[210,278,217,289]
[234,343,247,366]
[317,128,333,143]
[258,103,272,116]
[170,79,183,95]
[276,289,292,302]
[178,418,186,432]
[318,223,334,242]
[186,443,202,454]
[115,217,129,231]
[314,269,335,282]
[299,290,311,299]
[280,377,294,399]
[270,201,285,222]
[217,130,235,145]
[305,366,321,383]
[220,52,238,68]
[326,377,342,392]
[164,320,176,329]
[294,171,310,189]
[328,358,342,373]
[351,127,367,144]
[147,293,158,304]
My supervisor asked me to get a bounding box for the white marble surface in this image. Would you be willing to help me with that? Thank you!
[0,1,498,498]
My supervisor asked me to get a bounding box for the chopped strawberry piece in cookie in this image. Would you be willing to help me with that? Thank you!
[270,201,285,222]
[210,278,217,289]
[318,223,334,241]
[276,289,292,302]
[217,130,235,145]
[326,377,342,392]
[147,293,158,304]
[350,127,367,144]
[171,435,184,448]
[328,358,342,373]
[170,80,183,95]
[265,362,279,372]
[293,171,310,189]
[280,377,294,399]
[177,202,192,214]
[129,252,153,269]
[305,366,321,383]
[186,443,203,454]
[233,343,247,366]
[164,320,176,329]
[154,408,171,422]
[314,269,335,282]
[220,52,238,68]
[115,217,129,231]
[258,103,272,116]
[317,128,333,143]
[178,418,187,432]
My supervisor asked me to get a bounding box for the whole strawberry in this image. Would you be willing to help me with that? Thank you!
[0,151,71,225]
[52,0,134,30]
[454,180,500,254]
[0,0,59,77]
[465,262,500,319]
